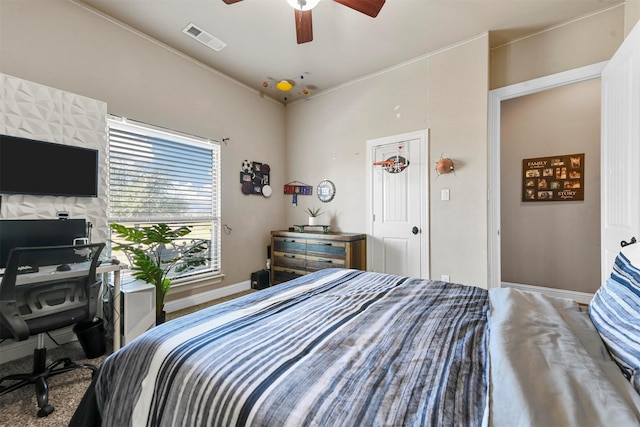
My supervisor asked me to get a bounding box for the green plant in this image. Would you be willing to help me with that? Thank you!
[109,223,209,317]
[305,207,324,217]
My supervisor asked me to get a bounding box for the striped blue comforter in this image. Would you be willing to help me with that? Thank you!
[94,269,489,426]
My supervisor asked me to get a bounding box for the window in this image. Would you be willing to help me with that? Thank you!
[107,116,221,282]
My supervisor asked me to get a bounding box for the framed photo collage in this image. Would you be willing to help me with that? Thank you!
[522,153,584,202]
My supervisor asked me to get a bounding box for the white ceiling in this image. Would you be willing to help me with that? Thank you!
[77,0,622,104]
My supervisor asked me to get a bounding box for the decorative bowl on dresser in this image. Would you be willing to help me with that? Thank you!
[270,230,366,284]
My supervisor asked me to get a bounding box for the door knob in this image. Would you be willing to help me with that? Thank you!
[412,226,419,235]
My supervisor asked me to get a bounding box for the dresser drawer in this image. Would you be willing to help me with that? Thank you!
[305,240,346,259]
[306,254,345,272]
[273,251,306,271]
[273,266,305,283]
[273,237,306,255]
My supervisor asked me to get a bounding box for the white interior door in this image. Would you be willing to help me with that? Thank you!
[601,22,640,281]
[367,130,428,278]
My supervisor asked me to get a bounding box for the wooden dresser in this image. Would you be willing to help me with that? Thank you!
[270,230,366,284]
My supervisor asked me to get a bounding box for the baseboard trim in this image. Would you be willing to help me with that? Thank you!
[164,280,252,313]
[501,281,594,304]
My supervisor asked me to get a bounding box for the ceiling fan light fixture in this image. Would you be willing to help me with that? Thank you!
[286,0,322,11]
[276,80,294,91]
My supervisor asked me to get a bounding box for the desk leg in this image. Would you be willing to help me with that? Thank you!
[113,270,121,352]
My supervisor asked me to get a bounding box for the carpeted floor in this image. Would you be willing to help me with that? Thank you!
[0,290,253,427]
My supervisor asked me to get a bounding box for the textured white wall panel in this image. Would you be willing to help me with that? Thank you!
[0,73,108,244]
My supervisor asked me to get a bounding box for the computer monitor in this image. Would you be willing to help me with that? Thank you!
[0,219,87,269]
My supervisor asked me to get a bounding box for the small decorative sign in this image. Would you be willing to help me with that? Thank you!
[522,153,584,202]
[283,181,312,206]
[284,182,312,195]
[317,179,336,203]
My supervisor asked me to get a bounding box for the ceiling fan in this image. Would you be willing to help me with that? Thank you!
[222,0,386,44]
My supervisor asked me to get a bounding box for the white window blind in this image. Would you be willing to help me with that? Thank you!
[107,116,221,276]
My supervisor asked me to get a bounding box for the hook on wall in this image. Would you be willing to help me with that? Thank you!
[222,137,230,145]
[223,224,232,234]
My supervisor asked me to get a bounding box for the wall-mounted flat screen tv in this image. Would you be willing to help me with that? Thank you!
[0,134,99,197]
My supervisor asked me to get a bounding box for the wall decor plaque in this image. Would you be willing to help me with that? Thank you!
[522,153,584,202]
[317,179,336,203]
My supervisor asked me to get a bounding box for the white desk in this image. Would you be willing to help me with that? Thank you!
[14,262,127,351]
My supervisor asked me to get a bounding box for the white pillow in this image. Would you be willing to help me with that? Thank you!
[621,242,640,268]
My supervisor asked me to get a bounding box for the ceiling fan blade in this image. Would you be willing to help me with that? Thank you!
[295,9,313,44]
[333,0,385,18]
[222,0,243,4]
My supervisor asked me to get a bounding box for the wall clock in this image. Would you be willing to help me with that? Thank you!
[317,179,336,203]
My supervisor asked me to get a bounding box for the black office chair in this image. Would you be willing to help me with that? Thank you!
[0,243,105,417]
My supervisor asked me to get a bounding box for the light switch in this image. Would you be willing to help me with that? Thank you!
[441,189,450,201]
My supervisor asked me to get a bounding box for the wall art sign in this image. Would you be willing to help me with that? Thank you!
[522,153,584,202]
[283,182,312,195]
[283,181,312,206]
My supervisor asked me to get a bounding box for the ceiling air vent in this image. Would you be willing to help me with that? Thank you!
[182,23,226,52]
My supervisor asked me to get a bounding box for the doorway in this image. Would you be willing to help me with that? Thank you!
[501,79,601,294]
[366,130,429,279]
[488,62,607,292]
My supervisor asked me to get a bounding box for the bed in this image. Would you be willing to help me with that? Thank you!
[71,258,640,426]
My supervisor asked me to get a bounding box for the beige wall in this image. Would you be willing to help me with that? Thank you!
[490,5,625,89]
[0,0,287,298]
[285,37,490,287]
[626,0,640,35]
[500,79,601,293]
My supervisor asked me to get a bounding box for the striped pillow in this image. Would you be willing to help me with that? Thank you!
[589,245,640,383]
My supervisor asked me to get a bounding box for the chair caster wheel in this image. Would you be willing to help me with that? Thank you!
[37,405,54,417]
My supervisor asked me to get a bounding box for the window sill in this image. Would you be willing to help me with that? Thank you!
[171,272,225,291]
